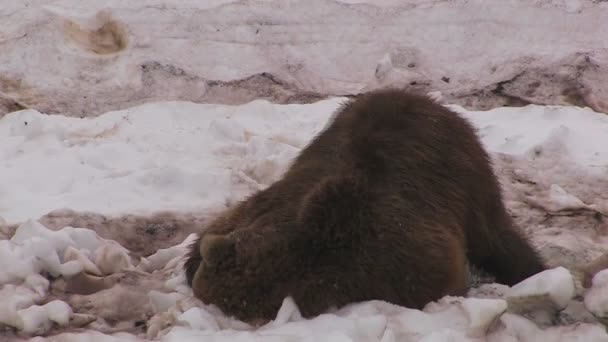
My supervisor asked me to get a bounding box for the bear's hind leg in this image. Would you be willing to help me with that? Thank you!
[471,211,545,286]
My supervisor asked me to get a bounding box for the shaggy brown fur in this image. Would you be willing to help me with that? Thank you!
[183,89,545,323]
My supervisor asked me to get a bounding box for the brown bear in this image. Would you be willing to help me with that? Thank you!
[183,89,546,323]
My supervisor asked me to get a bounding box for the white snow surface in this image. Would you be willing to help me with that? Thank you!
[2,0,608,116]
[0,99,608,341]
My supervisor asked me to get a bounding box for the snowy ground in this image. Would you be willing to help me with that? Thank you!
[2,0,608,117]
[1,98,608,341]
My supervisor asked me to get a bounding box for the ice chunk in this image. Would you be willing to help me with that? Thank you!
[44,300,73,326]
[584,269,608,318]
[11,220,58,244]
[545,184,588,211]
[176,307,220,331]
[59,260,85,277]
[64,246,102,276]
[268,297,302,327]
[460,298,507,337]
[140,246,185,272]
[394,296,507,338]
[24,274,50,298]
[149,290,187,314]
[94,242,132,275]
[15,304,52,335]
[507,267,575,312]
[14,300,72,334]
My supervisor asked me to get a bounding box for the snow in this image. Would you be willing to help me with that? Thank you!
[15,300,73,335]
[2,100,608,226]
[0,100,333,224]
[507,267,575,311]
[2,1,608,117]
[454,104,608,173]
[585,270,608,319]
[0,99,607,341]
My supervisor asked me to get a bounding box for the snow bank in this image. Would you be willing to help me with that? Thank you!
[2,99,608,225]
[2,0,608,117]
[0,99,337,224]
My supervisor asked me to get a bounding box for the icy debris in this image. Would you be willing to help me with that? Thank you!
[524,184,590,214]
[459,298,507,337]
[59,260,86,277]
[149,290,187,314]
[0,219,140,334]
[29,331,142,342]
[64,246,102,276]
[418,329,471,342]
[94,242,132,275]
[545,184,588,212]
[0,284,44,328]
[584,269,608,319]
[140,245,184,272]
[148,311,178,340]
[176,307,220,331]
[4,220,116,283]
[266,297,302,327]
[559,300,600,326]
[162,297,507,341]
[427,91,443,102]
[581,252,608,288]
[44,300,73,326]
[497,313,545,341]
[15,304,53,335]
[507,267,575,314]
[140,234,197,273]
[70,313,97,327]
[497,313,608,342]
[15,300,73,335]
[395,297,507,339]
[380,328,396,342]
[25,274,51,298]
[0,274,50,329]
[164,273,191,295]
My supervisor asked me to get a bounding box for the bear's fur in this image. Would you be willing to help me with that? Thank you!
[183,89,545,323]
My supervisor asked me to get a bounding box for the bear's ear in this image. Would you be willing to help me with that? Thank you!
[200,233,236,267]
[297,176,370,247]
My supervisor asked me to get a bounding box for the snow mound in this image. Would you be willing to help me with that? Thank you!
[0,99,337,224]
[2,100,608,226]
[2,0,608,116]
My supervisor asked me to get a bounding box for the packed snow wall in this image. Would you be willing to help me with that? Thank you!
[1,0,608,117]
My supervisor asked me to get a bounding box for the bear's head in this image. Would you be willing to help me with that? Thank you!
[189,176,370,322]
